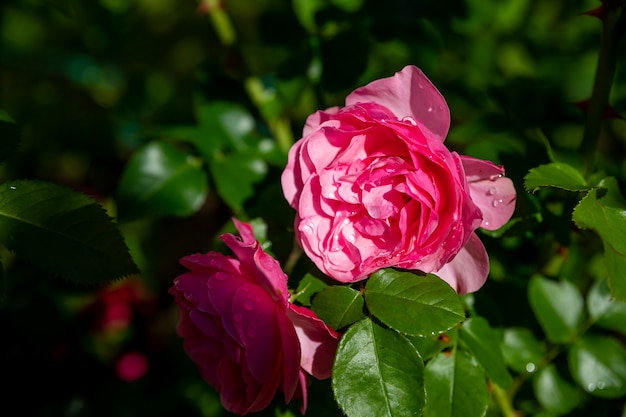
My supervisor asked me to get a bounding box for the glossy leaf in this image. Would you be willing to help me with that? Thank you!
[422,350,489,417]
[293,273,327,306]
[573,177,626,300]
[0,180,138,284]
[332,318,425,417]
[524,162,588,193]
[528,276,584,343]
[365,269,465,336]
[587,278,626,333]
[568,333,626,398]
[116,141,208,222]
[460,317,512,388]
[311,286,365,330]
[502,327,546,374]
[533,364,581,416]
[405,329,457,361]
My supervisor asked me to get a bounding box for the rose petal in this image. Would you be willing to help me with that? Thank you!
[287,304,340,380]
[346,65,451,141]
[222,222,290,304]
[232,285,282,383]
[461,156,516,230]
[275,309,303,403]
[435,232,489,294]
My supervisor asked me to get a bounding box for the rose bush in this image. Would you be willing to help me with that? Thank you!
[281,65,516,293]
[169,219,339,415]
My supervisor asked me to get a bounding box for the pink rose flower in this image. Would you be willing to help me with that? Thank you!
[169,219,339,415]
[281,65,516,294]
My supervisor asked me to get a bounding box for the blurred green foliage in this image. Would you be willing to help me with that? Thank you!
[1,0,626,416]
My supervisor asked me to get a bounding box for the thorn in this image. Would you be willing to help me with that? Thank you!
[573,99,626,120]
[581,4,605,19]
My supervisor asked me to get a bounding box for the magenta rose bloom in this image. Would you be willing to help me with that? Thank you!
[169,219,339,415]
[281,65,516,294]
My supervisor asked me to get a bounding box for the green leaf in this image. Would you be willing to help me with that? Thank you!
[405,329,457,361]
[311,286,365,330]
[568,333,626,398]
[332,318,425,417]
[573,177,626,300]
[533,364,581,416]
[209,151,267,214]
[422,350,489,417]
[460,317,512,388]
[528,276,584,343]
[502,327,546,374]
[365,269,465,336]
[0,180,138,284]
[0,113,20,164]
[587,278,626,333]
[116,141,208,222]
[159,100,256,158]
[292,273,327,306]
[524,162,588,193]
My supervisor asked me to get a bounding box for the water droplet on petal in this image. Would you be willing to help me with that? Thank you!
[525,363,536,373]
[489,174,503,181]
[243,299,255,311]
[588,383,597,392]
[492,198,503,207]
[487,187,497,196]
[9,186,16,190]
[427,104,433,112]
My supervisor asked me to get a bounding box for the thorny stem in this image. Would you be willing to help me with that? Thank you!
[580,0,624,178]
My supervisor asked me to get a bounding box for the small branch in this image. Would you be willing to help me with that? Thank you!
[580,0,624,177]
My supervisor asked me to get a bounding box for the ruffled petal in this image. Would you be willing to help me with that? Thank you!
[461,156,516,230]
[286,304,340,380]
[434,233,489,294]
[346,65,451,141]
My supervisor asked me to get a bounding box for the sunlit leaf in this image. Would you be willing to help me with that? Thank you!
[116,141,208,222]
[293,273,327,306]
[460,316,512,388]
[568,333,626,398]
[332,318,425,417]
[524,162,588,193]
[365,269,465,336]
[573,177,626,300]
[502,327,546,374]
[0,180,138,284]
[528,276,584,343]
[311,285,365,330]
[533,364,581,416]
[422,350,488,417]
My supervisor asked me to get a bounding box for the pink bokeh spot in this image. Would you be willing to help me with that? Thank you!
[116,351,149,382]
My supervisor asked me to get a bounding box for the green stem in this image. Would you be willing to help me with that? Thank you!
[580,0,623,177]
[244,77,295,154]
[492,384,517,417]
[203,0,236,46]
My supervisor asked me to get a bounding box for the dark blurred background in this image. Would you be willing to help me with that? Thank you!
[1,0,625,415]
